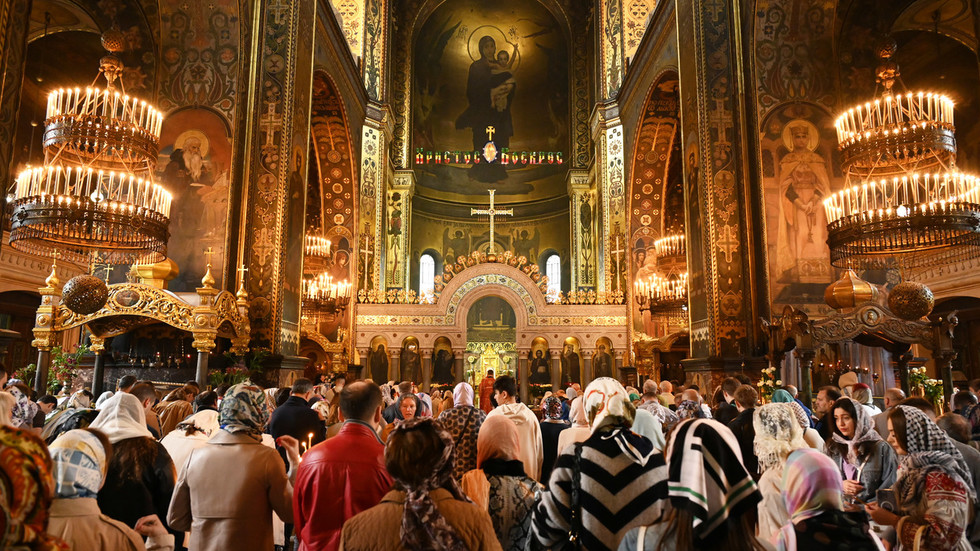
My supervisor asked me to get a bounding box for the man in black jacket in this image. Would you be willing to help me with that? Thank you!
[727,384,759,480]
[713,377,740,425]
[269,378,326,464]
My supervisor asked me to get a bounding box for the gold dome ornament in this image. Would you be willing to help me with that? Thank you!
[824,269,879,310]
[887,281,935,320]
[135,257,180,289]
[62,274,109,314]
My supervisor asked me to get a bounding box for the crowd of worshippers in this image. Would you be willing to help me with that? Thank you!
[3,362,980,551]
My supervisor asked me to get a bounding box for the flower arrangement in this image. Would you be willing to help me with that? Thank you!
[14,345,90,393]
[757,366,782,403]
[909,366,944,413]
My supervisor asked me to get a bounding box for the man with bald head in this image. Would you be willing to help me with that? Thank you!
[293,380,392,550]
[873,387,905,438]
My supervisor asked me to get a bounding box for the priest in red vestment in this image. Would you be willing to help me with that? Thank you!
[478,369,496,413]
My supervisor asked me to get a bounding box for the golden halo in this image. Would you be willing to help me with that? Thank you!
[781,119,820,152]
[174,129,210,157]
[467,25,521,72]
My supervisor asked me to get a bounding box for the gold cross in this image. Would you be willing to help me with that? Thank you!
[486,126,496,141]
[611,234,625,292]
[470,189,513,254]
[204,247,215,268]
[237,263,248,279]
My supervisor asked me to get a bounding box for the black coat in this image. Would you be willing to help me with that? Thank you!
[714,401,738,425]
[727,408,758,479]
[268,395,326,464]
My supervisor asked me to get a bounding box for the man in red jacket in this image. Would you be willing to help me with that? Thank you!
[293,380,392,550]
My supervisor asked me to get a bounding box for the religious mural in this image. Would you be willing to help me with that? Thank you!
[432,337,456,384]
[560,337,582,385]
[528,344,552,384]
[158,108,232,292]
[368,337,389,384]
[411,0,569,204]
[593,337,615,379]
[466,296,517,343]
[400,337,423,383]
[760,104,843,309]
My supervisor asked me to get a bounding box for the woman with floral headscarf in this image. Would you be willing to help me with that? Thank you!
[47,429,175,550]
[864,405,975,550]
[341,417,501,550]
[88,393,179,545]
[538,395,568,483]
[0,424,68,550]
[7,384,39,432]
[825,397,897,504]
[439,382,488,482]
[531,378,669,550]
[776,449,885,550]
[619,419,765,551]
[752,403,809,543]
[166,381,300,551]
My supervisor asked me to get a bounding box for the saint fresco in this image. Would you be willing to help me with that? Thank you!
[412,0,569,204]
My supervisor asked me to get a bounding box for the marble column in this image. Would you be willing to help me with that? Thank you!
[389,348,401,383]
[518,347,530,404]
[551,348,562,391]
[421,349,432,392]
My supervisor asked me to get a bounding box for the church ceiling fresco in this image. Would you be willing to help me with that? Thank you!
[410,0,571,206]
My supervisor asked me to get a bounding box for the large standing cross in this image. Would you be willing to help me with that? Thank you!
[471,189,513,254]
[611,234,625,292]
[359,237,375,288]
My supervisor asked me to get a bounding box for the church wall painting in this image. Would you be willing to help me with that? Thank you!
[431,336,456,384]
[411,0,570,205]
[400,336,423,383]
[560,336,582,385]
[528,336,551,384]
[593,336,615,379]
[466,296,517,343]
[760,103,843,312]
[367,336,390,383]
[157,107,233,292]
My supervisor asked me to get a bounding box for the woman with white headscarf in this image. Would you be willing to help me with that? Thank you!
[47,428,174,550]
[752,403,809,544]
[555,396,591,454]
[531,378,669,550]
[438,382,488,481]
[88,393,180,546]
[160,409,220,472]
[632,408,666,453]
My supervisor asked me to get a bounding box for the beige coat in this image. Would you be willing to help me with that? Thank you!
[167,430,293,551]
[340,488,502,551]
[47,497,173,551]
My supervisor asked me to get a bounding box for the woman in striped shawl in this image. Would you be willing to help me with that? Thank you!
[530,378,669,550]
[619,419,765,551]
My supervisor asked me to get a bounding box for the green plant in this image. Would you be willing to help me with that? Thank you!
[41,345,89,393]
[13,363,37,385]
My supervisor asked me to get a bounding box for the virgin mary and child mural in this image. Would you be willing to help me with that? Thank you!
[412,0,569,201]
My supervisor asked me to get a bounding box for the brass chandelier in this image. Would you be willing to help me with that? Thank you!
[302,234,352,322]
[635,233,689,317]
[824,39,980,274]
[8,30,171,265]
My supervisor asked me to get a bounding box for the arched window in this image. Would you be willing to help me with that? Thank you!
[545,254,561,297]
[419,254,435,298]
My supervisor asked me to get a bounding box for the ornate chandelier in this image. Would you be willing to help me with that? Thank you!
[635,232,689,317]
[824,40,980,274]
[8,30,171,265]
[301,233,351,322]
[302,272,352,322]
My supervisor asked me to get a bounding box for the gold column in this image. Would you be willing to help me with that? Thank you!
[357,102,394,298]
[386,170,415,290]
[567,170,594,292]
[591,102,627,294]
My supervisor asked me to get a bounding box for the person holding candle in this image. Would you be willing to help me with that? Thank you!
[167,381,300,551]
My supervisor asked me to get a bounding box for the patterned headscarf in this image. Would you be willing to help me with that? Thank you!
[830,398,881,466]
[895,405,975,500]
[753,403,807,473]
[0,425,68,550]
[585,378,656,466]
[542,396,563,420]
[787,401,811,431]
[584,377,635,432]
[379,383,396,407]
[452,383,474,407]
[387,417,469,550]
[49,429,107,499]
[417,393,433,418]
[666,419,762,539]
[7,386,38,429]
[781,448,844,523]
[219,381,269,440]
[677,400,708,421]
